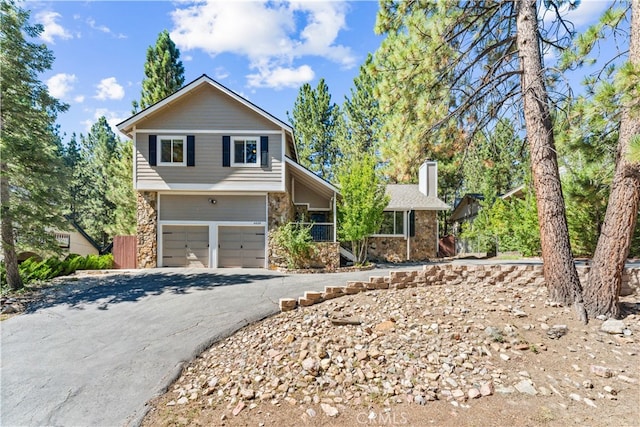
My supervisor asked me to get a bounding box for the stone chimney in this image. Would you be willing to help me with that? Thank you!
[419,161,438,197]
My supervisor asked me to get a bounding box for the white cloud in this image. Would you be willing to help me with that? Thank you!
[74,95,85,103]
[36,11,73,44]
[213,66,229,80]
[95,77,125,100]
[87,17,127,39]
[46,73,76,98]
[541,0,611,30]
[87,17,110,33]
[170,0,355,89]
[247,64,314,89]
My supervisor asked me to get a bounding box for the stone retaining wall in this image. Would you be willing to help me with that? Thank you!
[280,263,639,312]
[268,233,340,271]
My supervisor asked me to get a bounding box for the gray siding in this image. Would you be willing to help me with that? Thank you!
[137,84,280,131]
[160,194,266,222]
[136,132,282,187]
[294,180,332,210]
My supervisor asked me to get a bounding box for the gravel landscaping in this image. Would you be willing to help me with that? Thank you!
[142,274,640,426]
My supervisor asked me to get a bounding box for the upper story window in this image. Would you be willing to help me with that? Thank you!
[232,137,259,167]
[159,136,186,166]
[377,211,405,236]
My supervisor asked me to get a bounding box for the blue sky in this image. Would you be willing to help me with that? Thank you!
[27,0,616,142]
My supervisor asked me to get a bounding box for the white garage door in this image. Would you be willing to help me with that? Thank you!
[162,226,209,268]
[218,226,265,268]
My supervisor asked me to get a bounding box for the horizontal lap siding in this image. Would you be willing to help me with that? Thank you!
[294,180,332,210]
[134,84,284,188]
[160,194,266,222]
[136,133,282,186]
[136,85,277,131]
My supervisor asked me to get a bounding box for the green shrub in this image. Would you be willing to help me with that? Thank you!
[0,253,115,287]
[271,222,316,269]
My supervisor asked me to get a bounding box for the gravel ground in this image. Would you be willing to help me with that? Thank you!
[143,277,639,427]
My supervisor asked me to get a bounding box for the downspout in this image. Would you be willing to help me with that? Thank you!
[333,192,337,242]
[406,210,410,261]
[436,210,439,257]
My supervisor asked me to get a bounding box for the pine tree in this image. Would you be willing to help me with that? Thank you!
[77,117,119,247]
[584,1,640,318]
[288,79,341,181]
[106,140,136,236]
[1,0,69,289]
[341,54,381,160]
[374,0,585,319]
[462,119,528,201]
[133,29,185,112]
[63,133,83,222]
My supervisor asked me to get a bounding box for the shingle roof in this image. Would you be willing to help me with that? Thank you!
[385,184,450,210]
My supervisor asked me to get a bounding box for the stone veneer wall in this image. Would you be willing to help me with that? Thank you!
[137,191,157,268]
[268,231,340,270]
[368,210,438,262]
[267,192,295,229]
[281,263,639,311]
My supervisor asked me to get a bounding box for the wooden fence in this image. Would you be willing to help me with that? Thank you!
[113,235,137,269]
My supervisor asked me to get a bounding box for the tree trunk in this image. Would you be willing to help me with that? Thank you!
[1,162,23,290]
[584,0,640,319]
[516,0,585,317]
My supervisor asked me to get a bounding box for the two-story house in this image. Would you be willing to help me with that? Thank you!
[117,75,339,269]
[118,74,449,269]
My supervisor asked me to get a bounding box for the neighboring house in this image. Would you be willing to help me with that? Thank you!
[449,185,525,255]
[117,74,339,269]
[368,161,450,262]
[14,220,101,262]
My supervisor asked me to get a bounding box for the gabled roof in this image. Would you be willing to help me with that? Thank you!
[385,184,450,211]
[117,75,297,158]
[64,215,103,252]
[285,156,339,199]
[500,185,525,200]
[449,193,484,222]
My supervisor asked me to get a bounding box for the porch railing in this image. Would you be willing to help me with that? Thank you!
[298,222,334,242]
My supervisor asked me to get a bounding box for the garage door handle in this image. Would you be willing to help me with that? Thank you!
[241,245,243,249]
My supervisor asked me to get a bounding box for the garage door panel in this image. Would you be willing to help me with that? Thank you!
[162,225,209,268]
[218,226,265,268]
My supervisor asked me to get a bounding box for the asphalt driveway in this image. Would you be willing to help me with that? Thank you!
[1,266,418,427]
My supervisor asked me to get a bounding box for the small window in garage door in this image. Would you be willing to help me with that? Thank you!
[218,226,265,268]
[162,225,209,267]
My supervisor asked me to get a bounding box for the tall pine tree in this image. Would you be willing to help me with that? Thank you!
[77,117,119,247]
[288,79,341,181]
[106,140,136,236]
[340,54,382,160]
[374,0,585,320]
[1,0,69,289]
[132,30,185,113]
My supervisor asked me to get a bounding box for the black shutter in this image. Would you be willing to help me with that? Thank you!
[149,135,157,166]
[260,136,269,167]
[222,136,230,167]
[186,135,195,166]
[409,210,416,237]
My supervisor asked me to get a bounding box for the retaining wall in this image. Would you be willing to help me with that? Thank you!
[279,263,639,312]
